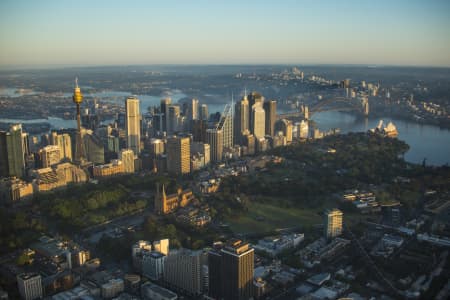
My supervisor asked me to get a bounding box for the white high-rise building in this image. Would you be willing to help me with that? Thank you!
[252,105,265,138]
[218,104,233,149]
[17,273,43,300]
[324,208,343,239]
[190,98,199,121]
[126,97,141,155]
[119,149,135,173]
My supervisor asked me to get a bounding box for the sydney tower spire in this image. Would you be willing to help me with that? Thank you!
[73,77,86,164]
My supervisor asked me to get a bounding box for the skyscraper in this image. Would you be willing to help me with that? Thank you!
[0,131,8,177]
[164,249,203,297]
[263,100,276,136]
[119,149,135,173]
[166,136,191,175]
[168,105,181,134]
[72,78,87,164]
[217,104,233,148]
[324,208,343,239]
[208,244,223,300]
[160,98,171,132]
[234,96,249,145]
[200,104,209,121]
[189,98,199,121]
[126,96,141,155]
[0,124,26,178]
[247,92,264,112]
[22,132,30,157]
[251,105,265,139]
[247,92,264,128]
[83,132,105,164]
[192,119,207,143]
[206,128,223,162]
[209,239,254,300]
[51,132,72,161]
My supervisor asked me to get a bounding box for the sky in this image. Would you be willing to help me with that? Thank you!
[0,0,450,68]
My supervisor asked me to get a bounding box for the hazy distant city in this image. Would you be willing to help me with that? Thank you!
[1,1,450,300]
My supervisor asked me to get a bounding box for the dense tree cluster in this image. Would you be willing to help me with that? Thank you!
[0,210,45,255]
[34,183,147,229]
[216,133,410,212]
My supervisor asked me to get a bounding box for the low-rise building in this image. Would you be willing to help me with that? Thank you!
[93,159,124,178]
[17,273,43,300]
[31,163,87,192]
[254,233,304,257]
[101,278,124,299]
[124,274,141,295]
[0,177,34,205]
[141,282,177,300]
[298,238,351,268]
[417,233,450,247]
[52,286,91,300]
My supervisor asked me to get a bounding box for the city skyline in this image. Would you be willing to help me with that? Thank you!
[1,0,450,68]
[1,61,450,298]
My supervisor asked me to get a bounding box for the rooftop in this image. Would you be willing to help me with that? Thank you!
[17,273,40,280]
[142,282,177,298]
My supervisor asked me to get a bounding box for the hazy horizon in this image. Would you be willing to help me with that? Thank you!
[1,0,450,68]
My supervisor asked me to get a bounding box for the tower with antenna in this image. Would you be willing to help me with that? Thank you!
[72,77,86,164]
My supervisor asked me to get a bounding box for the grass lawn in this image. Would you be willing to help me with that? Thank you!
[225,202,322,235]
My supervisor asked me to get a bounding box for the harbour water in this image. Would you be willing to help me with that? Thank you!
[312,111,450,166]
[2,89,449,166]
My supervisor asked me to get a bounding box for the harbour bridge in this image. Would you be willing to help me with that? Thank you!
[277,96,369,120]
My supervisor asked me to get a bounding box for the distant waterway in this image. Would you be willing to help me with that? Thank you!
[312,111,450,166]
[2,88,187,114]
[0,87,40,97]
[0,117,76,129]
[83,90,187,113]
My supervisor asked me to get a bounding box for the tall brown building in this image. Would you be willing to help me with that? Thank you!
[234,96,249,145]
[192,120,207,143]
[208,239,254,300]
[206,129,223,162]
[166,136,190,175]
[263,100,276,136]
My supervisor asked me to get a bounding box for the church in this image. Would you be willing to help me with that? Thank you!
[154,183,194,215]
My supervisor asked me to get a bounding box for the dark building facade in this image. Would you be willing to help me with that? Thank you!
[263,100,276,136]
[208,239,254,300]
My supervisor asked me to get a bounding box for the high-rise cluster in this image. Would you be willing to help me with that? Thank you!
[1,83,289,202]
